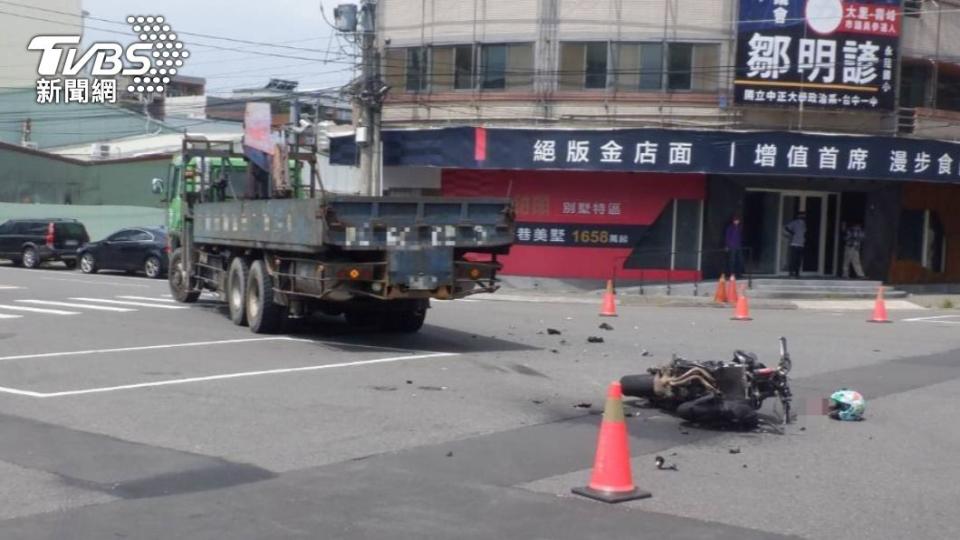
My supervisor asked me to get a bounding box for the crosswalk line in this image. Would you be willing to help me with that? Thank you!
[0,304,78,315]
[0,313,22,319]
[17,300,135,313]
[71,298,189,310]
[116,296,177,304]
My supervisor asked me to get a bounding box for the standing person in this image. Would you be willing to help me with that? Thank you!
[842,222,866,278]
[724,214,745,279]
[784,211,807,278]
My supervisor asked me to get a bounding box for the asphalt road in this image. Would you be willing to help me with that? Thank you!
[0,262,959,539]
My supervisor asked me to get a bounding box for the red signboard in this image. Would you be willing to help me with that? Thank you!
[443,169,705,280]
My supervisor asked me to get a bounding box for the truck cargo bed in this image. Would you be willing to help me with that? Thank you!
[192,195,513,253]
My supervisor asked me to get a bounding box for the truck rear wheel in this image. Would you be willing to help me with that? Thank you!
[227,257,249,326]
[382,301,428,333]
[169,248,200,303]
[246,260,286,334]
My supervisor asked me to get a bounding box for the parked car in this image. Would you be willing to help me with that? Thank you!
[78,227,168,278]
[0,218,89,269]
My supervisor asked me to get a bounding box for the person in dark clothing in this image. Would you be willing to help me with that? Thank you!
[724,215,745,278]
[784,212,807,278]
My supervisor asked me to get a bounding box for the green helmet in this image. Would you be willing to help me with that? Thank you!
[829,389,865,421]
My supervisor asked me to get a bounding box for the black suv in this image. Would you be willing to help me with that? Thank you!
[0,219,90,269]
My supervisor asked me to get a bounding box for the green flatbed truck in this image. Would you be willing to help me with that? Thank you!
[156,134,514,333]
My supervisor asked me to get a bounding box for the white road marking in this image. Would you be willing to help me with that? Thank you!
[0,313,23,319]
[39,276,152,288]
[4,352,458,398]
[902,314,960,322]
[0,337,292,362]
[0,286,23,290]
[17,300,134,312]
[70,298,189,310]
[116,296,177,303]
[0,304,78,315]
[0,385,44,397]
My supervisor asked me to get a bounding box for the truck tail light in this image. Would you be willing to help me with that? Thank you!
[45,223,55,248]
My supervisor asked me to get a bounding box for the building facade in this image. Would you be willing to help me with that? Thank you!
[352,0,960,284]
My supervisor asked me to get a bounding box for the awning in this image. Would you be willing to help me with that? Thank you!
[330,126,960,184]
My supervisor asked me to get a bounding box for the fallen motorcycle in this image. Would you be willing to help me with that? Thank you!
[620,337,793,428]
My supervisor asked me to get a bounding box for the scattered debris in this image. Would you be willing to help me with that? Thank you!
[550,349,559,354]
[405,380,413,385]
[640,349,651,357]
[587,336,605,344]
[531,399,544,405]
[655,456,678,471]
[598,322,614,331]
[547,328,562,335]
[370,385,398,392]
[445,451,454,458]
[742,464,748,469]
[559,339,568,346]
[418,385,447,391]
[574,402,592,409]
[799,426,806,431]
[728,447,741,454]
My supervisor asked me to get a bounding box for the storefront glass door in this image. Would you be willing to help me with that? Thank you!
[779,193,828,275]
[744,189,837,276]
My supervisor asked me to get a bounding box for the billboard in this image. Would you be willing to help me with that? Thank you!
[735,0,902,110]
[442,169,705,280]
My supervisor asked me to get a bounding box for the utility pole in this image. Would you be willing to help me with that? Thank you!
[337,0,384,196]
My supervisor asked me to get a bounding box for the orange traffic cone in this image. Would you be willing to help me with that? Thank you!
[868,286,892,323]
[713,274,728,304]
[599,280,617,317]
[726,276,739,304]
[731,287,752,321]
[572,381,651,503]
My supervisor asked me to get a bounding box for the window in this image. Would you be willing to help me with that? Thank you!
[616,43,663,90]
[386,43,531,92]
[405,47,427,92]
[17,222,47,235]
[481,45,506,89]
[585,42,609,89]
[0,221,13,234]
[667,43,693,90]
[108,230,137,242]
[626,199,704,271]
[454,45,474,89]
[431,46,455,90]
[480,43,533,90]
[560,42,609,89]
[898,209,947,272]
[130,230,153,242]
[639,43,664,90]
[614,42,718,92]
